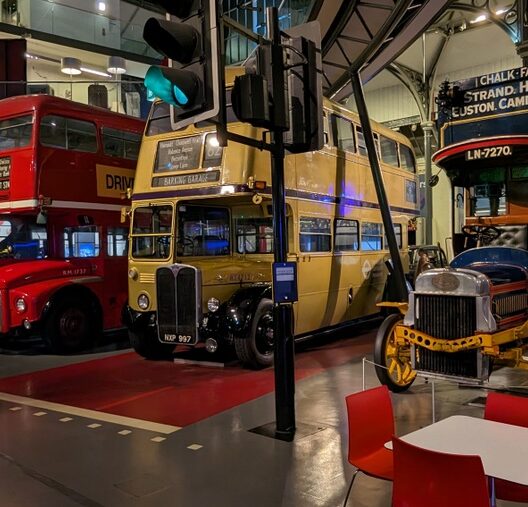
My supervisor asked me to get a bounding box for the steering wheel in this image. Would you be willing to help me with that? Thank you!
[176,235,195,255]
[462,225,501,245]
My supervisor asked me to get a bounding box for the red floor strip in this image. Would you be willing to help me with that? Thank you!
[0,333,374,427]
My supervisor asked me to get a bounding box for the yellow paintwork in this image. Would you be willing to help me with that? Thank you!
[128,70,418,337]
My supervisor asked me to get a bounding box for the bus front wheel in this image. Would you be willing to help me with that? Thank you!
[374,313,416,392]
[129,328,174,360]
[234,299,274,369]
[43,297,97,353]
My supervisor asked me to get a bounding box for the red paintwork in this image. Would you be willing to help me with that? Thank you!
[0,333,374,427]
[0,95,145,334]
[432,135,528,164]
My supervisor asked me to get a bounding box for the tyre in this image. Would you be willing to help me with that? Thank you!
[43,297,98,353]
[129,328,174,360]
[234,299,274,369]
[374,313,416,393]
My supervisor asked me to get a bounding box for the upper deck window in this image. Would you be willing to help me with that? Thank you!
[331,115,355,152]
[400,144,416,173]
[102,127,141,160]
[380,136,399,166]
[356,126,367,156]
[0,114,33,151]
[40,115,97,153]
[146,90,236,137]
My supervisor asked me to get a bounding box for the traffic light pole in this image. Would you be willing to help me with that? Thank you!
[351,71,408,302]
[268,6,296,441]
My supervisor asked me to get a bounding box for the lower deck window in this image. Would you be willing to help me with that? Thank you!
[235,218,273,254]
[361,222,383,251]
[177,205,230,257]
[300,217,331,252]
[64,226,100,257]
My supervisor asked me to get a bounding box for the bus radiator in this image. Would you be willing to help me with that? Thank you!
[156,264,201,345]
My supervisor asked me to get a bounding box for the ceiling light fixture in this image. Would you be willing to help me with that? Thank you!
[61,57,82,75]
[97,1,106,12]
[107,56,126,74]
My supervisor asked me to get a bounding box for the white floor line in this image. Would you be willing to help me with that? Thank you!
[0,392,181,435]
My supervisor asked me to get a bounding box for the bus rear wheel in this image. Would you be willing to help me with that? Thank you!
[374,313,416,392]
[234,299,274,369]
[43,297,97,353]
[129,329,174,360]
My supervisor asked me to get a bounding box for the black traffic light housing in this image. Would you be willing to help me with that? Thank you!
[143,0,223,131]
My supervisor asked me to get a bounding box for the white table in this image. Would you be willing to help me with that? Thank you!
[388,415,528,486]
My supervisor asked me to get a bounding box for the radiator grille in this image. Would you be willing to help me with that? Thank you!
[415,295,476,339]
[156,266,198,344]
[414,347,485,380]
[493,291,528,318]
[157,267,176,335]
[176,268,196,338]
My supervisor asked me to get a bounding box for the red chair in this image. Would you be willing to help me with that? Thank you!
[343,385,394,506]
[484,391,528,502]
[392,436,490,507]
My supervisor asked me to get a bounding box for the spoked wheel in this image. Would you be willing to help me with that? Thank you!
[234,299,274,369]
[374,314,416,392]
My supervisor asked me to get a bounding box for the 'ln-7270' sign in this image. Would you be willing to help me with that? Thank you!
[465,146,512,160]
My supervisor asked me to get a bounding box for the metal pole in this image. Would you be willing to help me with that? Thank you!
[422,121,434,244]
[267,6,296,440]
[350,71,408,302]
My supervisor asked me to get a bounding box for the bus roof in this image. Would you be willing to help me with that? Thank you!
[0,94,145,129]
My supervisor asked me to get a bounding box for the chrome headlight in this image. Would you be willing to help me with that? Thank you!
[137,293,150,310]
[15,298,26,313]
[207,297,220,313]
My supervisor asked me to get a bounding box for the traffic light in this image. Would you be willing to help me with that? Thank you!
[143,0,223,130]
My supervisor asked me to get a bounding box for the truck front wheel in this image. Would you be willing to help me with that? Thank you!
[129,328,174,360]
[374,314,416,392]
[43,297,98,353]
[234,299,274,369]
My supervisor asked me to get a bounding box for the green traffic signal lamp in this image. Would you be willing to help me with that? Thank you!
[144,66,200,108]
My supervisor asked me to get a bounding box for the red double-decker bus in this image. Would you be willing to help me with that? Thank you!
[0,95,145,352]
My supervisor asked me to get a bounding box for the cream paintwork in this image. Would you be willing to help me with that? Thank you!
[129,87,416,338]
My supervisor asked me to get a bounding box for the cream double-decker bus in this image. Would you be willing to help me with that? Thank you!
[124,77,419,368]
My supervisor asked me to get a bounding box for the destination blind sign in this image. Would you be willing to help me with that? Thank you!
[449,67,528,121]
[0,157,10,191]
[155,136,202,173]
[152,170,220,188]
[465,145,513,161]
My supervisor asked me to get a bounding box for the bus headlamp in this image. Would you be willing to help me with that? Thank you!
[15,298,26,313]
[137,293,150,310]
[207,297,220,313]
[128,268,139,280]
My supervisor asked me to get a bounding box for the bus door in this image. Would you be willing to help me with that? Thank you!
[103,225,129,328]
